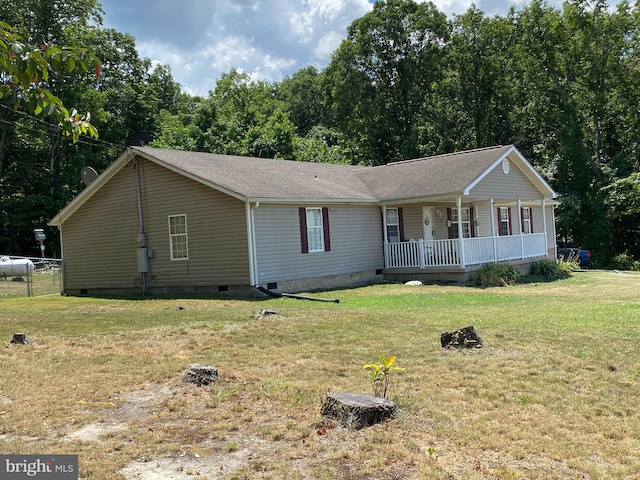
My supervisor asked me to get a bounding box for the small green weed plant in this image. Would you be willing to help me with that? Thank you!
[363,355,405,399]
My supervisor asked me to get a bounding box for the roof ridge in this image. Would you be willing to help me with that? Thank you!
[380,145,508,167]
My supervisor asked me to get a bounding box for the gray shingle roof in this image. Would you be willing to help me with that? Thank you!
[355,145,514,201]
[50,144,555,227]
[135,147,377,202]
[135,145,515,203]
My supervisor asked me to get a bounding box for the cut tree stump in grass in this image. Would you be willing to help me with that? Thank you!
[320,392,398,430]
[183,364,218,386]
[9,333,30,345]
[440,325,483,349]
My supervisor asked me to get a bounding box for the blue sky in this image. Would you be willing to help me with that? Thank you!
[98,0,546,96]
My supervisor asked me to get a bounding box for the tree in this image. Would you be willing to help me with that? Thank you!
[445,6,517,149]
[0,21,100,143]
[513,0,639,260]
[324,0,450,164]
[192,70,296,159]
[277,66,327,137]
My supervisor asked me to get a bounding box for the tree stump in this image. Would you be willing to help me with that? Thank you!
[183,364,218,386]
[320,392,398,430]
[441,326,483,349]
[10,333,30,345]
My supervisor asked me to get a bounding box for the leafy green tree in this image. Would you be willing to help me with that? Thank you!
[325,0,450,164]
[0,0,185,256]
[192,70,296,159]
[603,173,640,259]
[0,22,100,144]
[292,125,348,164]
[277,66,327,137]
[512,0,638,259]
[444,6,517,149]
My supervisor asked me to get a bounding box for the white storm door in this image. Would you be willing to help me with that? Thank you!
[422,206,434,242]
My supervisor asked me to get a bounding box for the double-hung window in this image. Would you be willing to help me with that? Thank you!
[385,208,400,243]
[498,207,511,236]
[299,207,331,253]
[521,207,532,234]
[168,214,189,260]
[306,207,324,252]
[451,207,471,238]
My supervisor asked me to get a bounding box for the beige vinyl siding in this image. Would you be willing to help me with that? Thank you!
[61,164,141,291]
[398,205,422,241]
[545,205,557,251]
[469,161,543,200]
[134,159,249,287]
[398,203,552,241]
[253,204,383,284]
[61,158,250,292]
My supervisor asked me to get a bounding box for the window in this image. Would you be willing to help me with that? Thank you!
[498,207,511,236]
[521,207,532,234]
[386,208,400,242]
[299,207,331,253]
[168,214,188,260]
[451,207,471,238]
[306,207,324,252]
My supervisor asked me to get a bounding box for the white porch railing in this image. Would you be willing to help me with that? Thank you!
[384,233,547,269]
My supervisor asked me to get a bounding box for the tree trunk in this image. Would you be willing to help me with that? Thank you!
[10,333,30,344]
[321,392,398,430]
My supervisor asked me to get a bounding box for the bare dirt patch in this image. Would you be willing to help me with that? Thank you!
[119,441,261,480]
[65,383,173,442]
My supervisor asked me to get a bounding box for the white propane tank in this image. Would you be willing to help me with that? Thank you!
[0,257,35,277]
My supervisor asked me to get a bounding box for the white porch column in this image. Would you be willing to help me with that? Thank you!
[518,199,524,259]
[457,196,466,268]
[490,198,497,263]
[542,199,548,257]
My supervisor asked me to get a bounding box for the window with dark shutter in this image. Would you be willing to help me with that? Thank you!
[498,207,512,236]
[521,207,532,234]
[299,207,330,253]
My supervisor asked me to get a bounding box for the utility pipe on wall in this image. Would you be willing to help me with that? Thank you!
[134,158,149,293]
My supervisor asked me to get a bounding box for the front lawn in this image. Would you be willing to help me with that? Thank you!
[1,270,639,479]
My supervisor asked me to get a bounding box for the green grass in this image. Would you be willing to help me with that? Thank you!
[1,270,639,479]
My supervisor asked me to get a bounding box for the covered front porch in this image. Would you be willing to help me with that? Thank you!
[384,232,548,269]
[382,196,555,271]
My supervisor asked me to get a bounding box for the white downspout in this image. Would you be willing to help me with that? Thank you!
[457,196,465,268]
[246,201,259,286]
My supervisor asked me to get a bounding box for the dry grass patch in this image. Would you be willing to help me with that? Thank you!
[0,271,639,478]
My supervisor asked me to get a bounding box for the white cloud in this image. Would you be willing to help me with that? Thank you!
[314,30,345,60]
[99,0,569,96]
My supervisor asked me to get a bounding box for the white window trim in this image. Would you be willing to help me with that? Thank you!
[452,207,471,238]
[168,214,189,261]
[306,207,325,253]
[499,207,510,236]
[385,207,400,243]
[522,207,532,234]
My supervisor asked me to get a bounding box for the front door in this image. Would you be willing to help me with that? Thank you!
[422,206,435,265]
[422,206,434,242]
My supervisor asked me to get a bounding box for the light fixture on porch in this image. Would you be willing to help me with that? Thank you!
[436,209,442,218]
[473,219,479,227]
